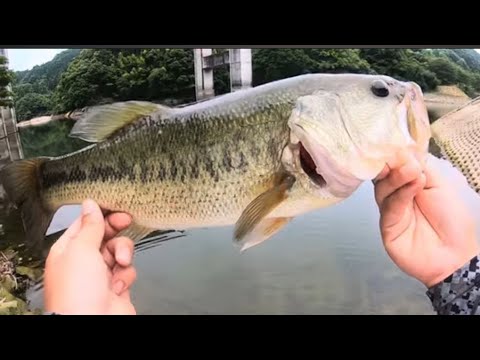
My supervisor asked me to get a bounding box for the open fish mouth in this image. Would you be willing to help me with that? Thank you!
[299,142,327,187]
[289,124,363,198]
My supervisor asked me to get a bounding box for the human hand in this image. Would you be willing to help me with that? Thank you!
[44,199,137,315]
[374,153,479,288]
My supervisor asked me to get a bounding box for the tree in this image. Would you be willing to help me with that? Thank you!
[304,49,372,73]
[0,56,14,107]
[252,49,372,86]
[17,49,81,90]
[359,49,440,91]
[12,47,480,121]
[15,92,52,121]
[426,56,479,97]
[54,49,196,112]
[11,49,82,120]
[53,49,118,112]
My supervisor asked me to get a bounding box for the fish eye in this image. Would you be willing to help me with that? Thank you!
[371,80,389,98]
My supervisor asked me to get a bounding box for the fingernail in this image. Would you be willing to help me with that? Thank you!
[113,280,125,295]
[82,199,96,216]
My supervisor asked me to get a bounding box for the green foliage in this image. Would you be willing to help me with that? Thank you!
[359,49,440,91]
[15,49,81,90]
[12,47,480,122]
[54,49,196,112]
[12,49,81,120]
[213,66,231,96]
[0,56,14,107]
[426,53,480,97]
[252,49,371,85]
[53,50,118,112]
[426,49,480,72]
[453,49,480,71]
[15,93,52,121]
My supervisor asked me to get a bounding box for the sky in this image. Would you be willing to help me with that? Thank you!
[6,49,67,71]
[5,48,480,72]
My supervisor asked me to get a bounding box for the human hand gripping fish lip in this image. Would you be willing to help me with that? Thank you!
[378,83,431,177]
[288,80,431,198]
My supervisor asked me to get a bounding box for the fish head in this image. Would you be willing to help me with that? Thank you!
[286,74,431,199]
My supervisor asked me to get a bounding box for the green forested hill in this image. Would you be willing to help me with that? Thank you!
[11,48,480,122]
[12,49,81,120]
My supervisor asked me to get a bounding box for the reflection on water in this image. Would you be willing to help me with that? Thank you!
[127,183,434,315]
[4,156,480,314]
[23,183,433,315]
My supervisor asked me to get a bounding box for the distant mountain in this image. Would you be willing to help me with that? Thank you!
[14,49,81,90]
[451,49,480,71]
[427,49,480,72]
[12,49,81,121]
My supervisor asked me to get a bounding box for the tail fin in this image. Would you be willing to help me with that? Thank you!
[0,158,54,249]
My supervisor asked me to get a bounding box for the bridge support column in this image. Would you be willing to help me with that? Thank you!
[194,49,215,101]
[0,49,23,167]
[229,49,252,92]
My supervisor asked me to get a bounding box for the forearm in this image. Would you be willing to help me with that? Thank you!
[426,255,480,315]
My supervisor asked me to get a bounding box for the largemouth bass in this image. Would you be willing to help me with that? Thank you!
[0,74,431,251]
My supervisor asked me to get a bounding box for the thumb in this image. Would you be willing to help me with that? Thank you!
[74,199,105,249]
[380,175,425,244]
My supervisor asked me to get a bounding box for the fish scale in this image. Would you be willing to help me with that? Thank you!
[42,99,292,231]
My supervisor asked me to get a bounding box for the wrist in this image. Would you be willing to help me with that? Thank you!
[425,243,480,288]
[426,254,480,315]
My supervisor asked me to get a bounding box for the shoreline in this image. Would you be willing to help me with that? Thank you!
[0,201,45,315]
[0,246,44,315]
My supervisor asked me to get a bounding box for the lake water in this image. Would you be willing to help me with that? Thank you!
[4,155,480,315]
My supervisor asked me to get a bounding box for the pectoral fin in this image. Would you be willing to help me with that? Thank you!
[237,217,293,252]
[234,173,295,245]
[117,222,156,243]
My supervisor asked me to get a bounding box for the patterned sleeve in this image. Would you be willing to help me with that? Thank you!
[426,255,480,315]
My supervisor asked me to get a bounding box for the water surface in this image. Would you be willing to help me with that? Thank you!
[4,155,480,315]
[130,182,433,315]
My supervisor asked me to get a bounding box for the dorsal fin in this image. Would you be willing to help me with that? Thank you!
[69,101,168,143]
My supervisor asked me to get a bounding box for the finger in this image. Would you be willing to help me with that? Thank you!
[48,216,82,258]
[105,236,134,267]
[373,165,390,184]
[423,154,444,190]
[73,199,105,249]
[104,212,132,241]
[101,246,116,268]
[112,265,137,295]
[380,175,426,243]
[374,158,422,208]
[60,216,83,242]
[119,290,132,302]
[110,290,137,315]
[118,290,137,315]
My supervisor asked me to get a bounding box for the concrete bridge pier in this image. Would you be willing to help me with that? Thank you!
[194,49,215,101]
[0,49,24,170]
[229,49,252,92]
[193,48,252,101]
